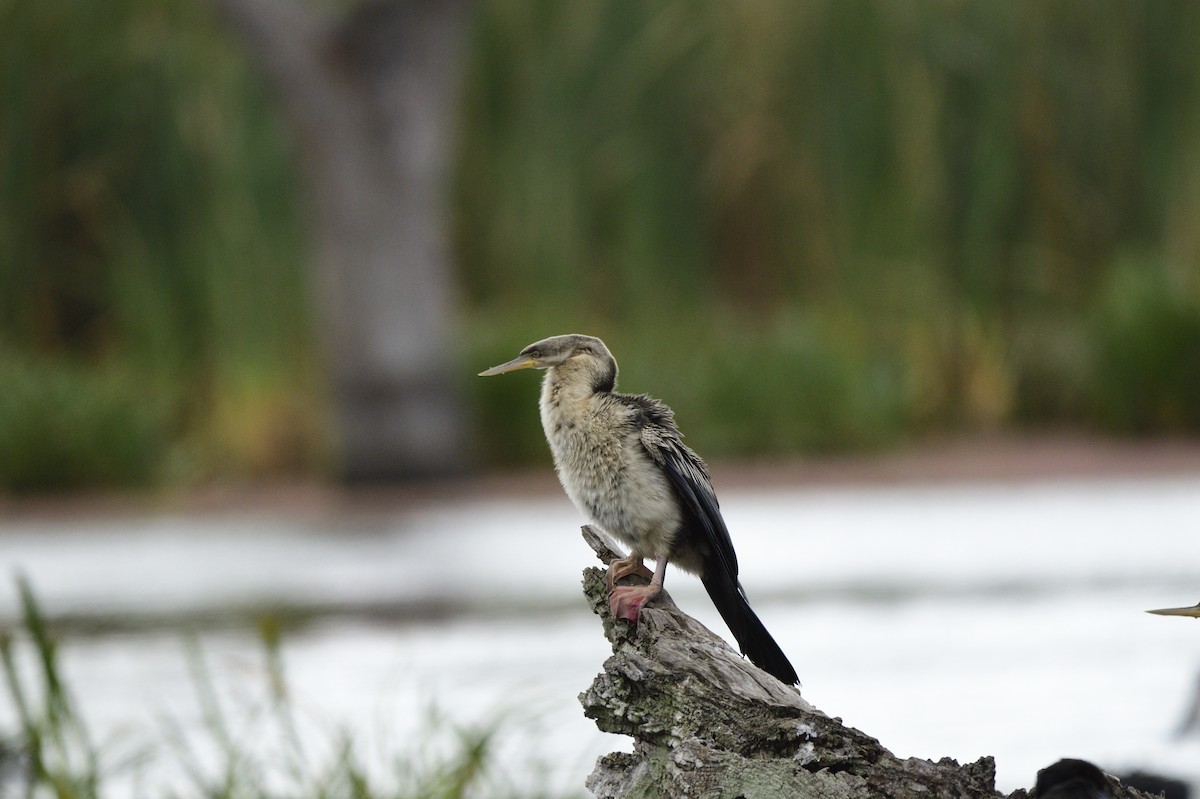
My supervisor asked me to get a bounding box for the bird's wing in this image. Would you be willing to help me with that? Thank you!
[633,400,740,583]
[629,396,799,685]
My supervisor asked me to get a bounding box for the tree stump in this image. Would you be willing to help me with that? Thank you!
[577,525,1156,799]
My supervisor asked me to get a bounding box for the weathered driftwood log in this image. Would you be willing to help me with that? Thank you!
[577,525,1156,799]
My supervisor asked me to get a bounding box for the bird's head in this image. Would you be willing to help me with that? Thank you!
[479,334,617,391]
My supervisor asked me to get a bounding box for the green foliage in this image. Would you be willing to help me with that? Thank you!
[0,0,320,490]
[1090,260,1200,433]
[0,579,581,798]
[0,353,172,491]
[6,0,1200,485]
[457,0,1200,463]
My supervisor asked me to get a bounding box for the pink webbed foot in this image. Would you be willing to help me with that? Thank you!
[606,554,653,592]
[609,584,662,623]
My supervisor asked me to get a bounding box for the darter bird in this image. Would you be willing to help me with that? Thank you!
[480,334,799,685]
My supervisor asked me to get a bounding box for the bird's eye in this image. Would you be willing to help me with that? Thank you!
[529,349,542,359]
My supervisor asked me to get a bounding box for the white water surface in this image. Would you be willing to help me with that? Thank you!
[3,473,1200,795]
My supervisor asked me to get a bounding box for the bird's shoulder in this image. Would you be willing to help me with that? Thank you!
[608,392,712,481]
[606,392,677,434]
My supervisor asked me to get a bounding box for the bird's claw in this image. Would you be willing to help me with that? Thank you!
[609,584,660,623]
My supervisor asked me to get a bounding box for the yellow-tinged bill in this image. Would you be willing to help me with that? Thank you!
[478,354,539,376]
[1146,603,1200,618]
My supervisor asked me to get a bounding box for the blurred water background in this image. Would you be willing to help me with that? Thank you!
[4,467,1200,795]
[4,1,1200,796]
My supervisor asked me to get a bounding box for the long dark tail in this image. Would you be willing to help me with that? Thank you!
[701,563,799,685]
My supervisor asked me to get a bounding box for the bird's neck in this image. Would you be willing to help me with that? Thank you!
[541,362,598,408]
[539,359,611,429]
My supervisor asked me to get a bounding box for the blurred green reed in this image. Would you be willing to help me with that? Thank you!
[0,576,580,798]
[0,0,322,490]
[461,1,1200,460]
[5,0,1200,488]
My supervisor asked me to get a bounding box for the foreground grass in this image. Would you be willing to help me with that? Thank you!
[0,576,579,799]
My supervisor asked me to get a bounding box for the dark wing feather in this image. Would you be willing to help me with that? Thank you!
[625,395,739,583]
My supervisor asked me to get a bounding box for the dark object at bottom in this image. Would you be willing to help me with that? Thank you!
[1035,759,1110,798]
[1034,759,1192,799]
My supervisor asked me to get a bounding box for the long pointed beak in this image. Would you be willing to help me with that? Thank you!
[1146,604,1200,618]
[479,354,539,376]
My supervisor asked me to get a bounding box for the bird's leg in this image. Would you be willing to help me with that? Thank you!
[609,555,668,623]
[606,551,653,591]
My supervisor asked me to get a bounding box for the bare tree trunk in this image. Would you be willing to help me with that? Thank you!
[579,525,1158,799]
[210,0,471,481]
